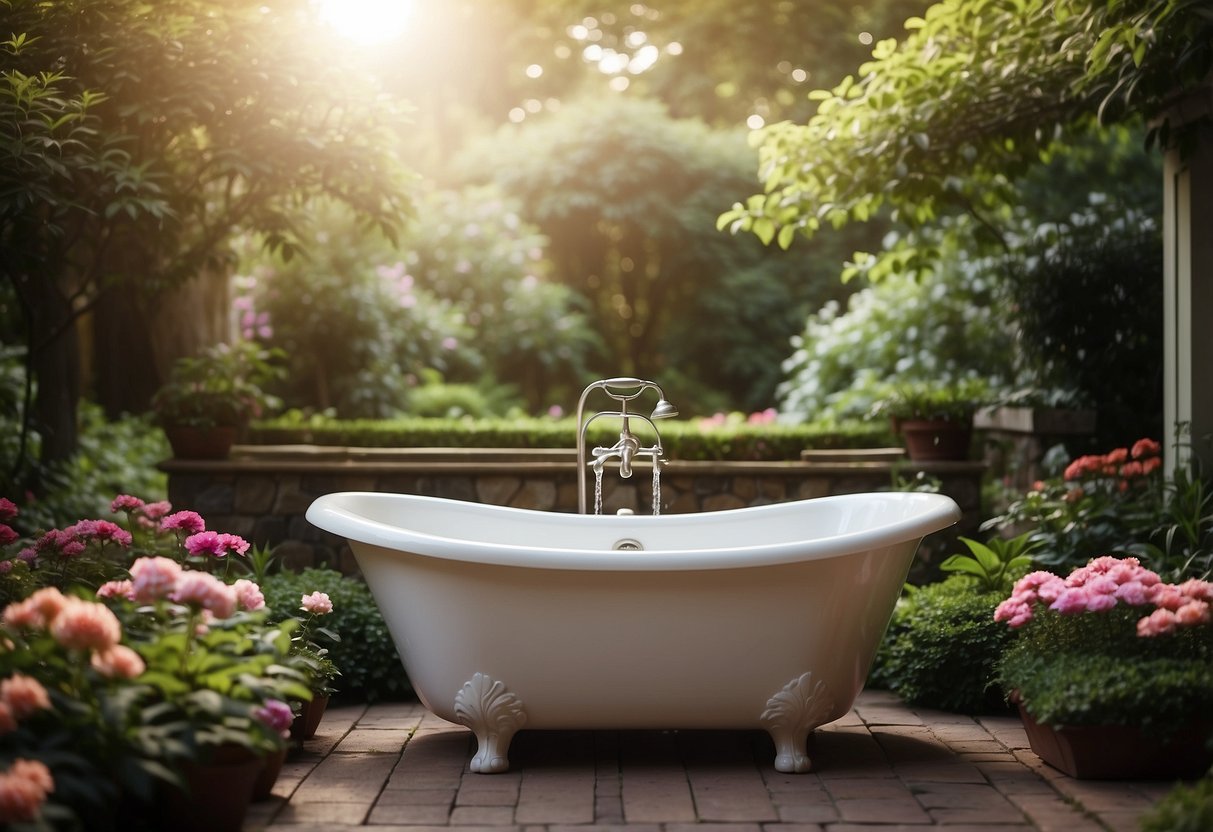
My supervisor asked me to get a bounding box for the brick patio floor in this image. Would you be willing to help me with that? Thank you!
[245,690,1180,832]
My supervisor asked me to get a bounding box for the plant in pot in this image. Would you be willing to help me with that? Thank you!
[874,379,991,461]
[151,340,284,459]
[994,556,1213,779]
[286,590,341,741]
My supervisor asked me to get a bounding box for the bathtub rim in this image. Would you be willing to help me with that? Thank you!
[306,491,960,572]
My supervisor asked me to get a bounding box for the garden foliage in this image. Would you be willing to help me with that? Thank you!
[777,219,1013,422]
[261,568,411,703]
[0,493,344,827]
[869,576,1015,714]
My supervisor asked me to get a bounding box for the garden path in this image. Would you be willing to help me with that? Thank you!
[246,689,1173,831]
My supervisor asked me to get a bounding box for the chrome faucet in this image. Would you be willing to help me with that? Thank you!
[575,377,679,514]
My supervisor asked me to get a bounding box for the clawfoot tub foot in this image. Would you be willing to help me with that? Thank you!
[760,671,834,774]
[454,673,528,774]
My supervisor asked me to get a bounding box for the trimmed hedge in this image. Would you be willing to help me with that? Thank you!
[249,416,894,461]
[869,576,1015,714]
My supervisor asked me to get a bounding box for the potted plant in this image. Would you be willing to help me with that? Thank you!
[994,556,1213,779]
[287,590,341,741]
[152,340,284,459]
[875,379,991,461]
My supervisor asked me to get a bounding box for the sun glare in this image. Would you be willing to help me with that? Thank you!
[314,0,414,46]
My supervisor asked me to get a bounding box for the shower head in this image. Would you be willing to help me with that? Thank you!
[650,398,679,420]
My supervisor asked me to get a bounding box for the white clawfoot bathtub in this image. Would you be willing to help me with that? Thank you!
[305,491,960,773]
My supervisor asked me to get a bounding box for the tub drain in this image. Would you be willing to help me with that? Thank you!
[613,538,644,551]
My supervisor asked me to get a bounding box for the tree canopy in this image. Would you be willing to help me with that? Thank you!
[720,0,1212,255]
[1,0,416,474]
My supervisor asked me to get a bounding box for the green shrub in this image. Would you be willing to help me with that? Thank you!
[261,568,411,702]
[1141,777,1213,832]
[869,576,1015,713]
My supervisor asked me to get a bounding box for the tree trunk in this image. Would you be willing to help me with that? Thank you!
[27,278,80,471]
[92,268,231,418]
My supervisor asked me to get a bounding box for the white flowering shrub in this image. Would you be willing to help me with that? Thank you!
[777,226,1014,423]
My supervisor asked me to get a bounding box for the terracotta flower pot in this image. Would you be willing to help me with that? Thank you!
[900,419,972,461]
[163,425,238,460]
[290,694,330,741]
[1016,700,1213,779]
[158,743,263,832]
[252,746,288,801]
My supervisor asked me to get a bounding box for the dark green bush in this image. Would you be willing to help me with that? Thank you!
[1141,777,1213,832]
[869,576,1015,713]
[997,606,1213,736]
[250,414,893,461]
[261,567,412,703]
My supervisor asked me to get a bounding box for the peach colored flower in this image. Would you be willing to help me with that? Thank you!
[1131,437,1161,459]
[2,587,68,631]
[0,674,50,719]
[49,600,121,652]
[129,556,182,602]
[172,571,237,619]
[0,759,53,823]
[9,760,52,796]
[1175,600,1211,628]
[96,580,134,601]
[91,645,146,679]
[1137,608,1177,637]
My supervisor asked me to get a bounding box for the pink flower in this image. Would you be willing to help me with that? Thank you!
[96,580,134,601]
[0,702,15,734]
[1148,584,1187,611]
[184,531,250,559]
[49,600,122,652]
[1137,608,1177,637]
[0,674,50,719]
[1105,447,1129,465]
[0,525,16,546]
[8,760,52,796]
[69,519,131,547]
[1049,587,1093,615]
[232,579,265,611]
[161,510,205,535]
[1131,438,1161,459]
[140,501,172,521]
[129,557,183,602]
[1084,576,1119,596]
[1175,600,1211,628]
[2,588,69,630]
[0,758,53,823]
[1113,580,1151,606]
[253,699,294,738]
[110,494,145,513]
[172,572,237,619]
[0,498,16,521]
[91,645,146,679]
[1142,456,1162,474]
[1119,461,1144,479]
[993,598,1033,627]
[1176,579,1213,602]
[1084,592,1117,613]
[300,591,333,615]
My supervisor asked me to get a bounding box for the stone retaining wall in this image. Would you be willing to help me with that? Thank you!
[162,446,985,577]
